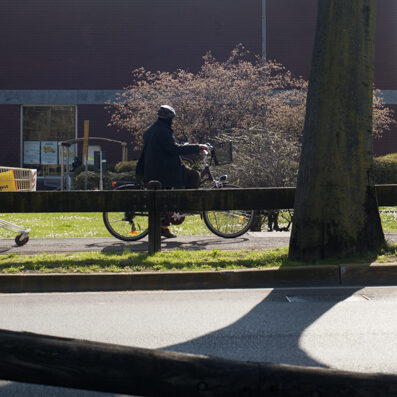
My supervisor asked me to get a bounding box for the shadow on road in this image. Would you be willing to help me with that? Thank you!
[162,287,362,369]
[0,286,366,396]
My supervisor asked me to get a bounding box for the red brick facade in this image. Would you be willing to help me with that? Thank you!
[266,0,397,154]
[0,0,396,171]
[0,0,262,169]
[0,106,21,165]
[267,0,397,88]
[0,0,261,90]
[267,0,317,80]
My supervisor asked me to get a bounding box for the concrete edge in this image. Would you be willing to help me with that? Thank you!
[0,265,340,293]
[1,263,397,293]
[340,262,397,286]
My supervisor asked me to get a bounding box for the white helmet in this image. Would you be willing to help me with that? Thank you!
[158,105,176,119]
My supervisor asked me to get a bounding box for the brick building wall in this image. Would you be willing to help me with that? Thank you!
[0,106,21,166]
[0,0,261,90]
[1,0,397,172]
[266,0,317,80]
[266,0,397,155]
[0,0,262,170]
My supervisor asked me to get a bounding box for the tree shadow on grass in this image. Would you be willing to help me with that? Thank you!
[98,235,290,254]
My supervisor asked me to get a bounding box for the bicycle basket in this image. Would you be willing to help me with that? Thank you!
[212,141,233,166]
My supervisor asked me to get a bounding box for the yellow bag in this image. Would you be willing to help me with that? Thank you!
[0,170,17,191]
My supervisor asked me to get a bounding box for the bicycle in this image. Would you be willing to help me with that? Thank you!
[102,143,255,241]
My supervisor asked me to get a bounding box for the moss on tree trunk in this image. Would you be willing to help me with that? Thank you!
[289,0,385,261]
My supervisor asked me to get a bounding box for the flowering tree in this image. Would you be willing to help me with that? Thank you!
[109,45,395,187]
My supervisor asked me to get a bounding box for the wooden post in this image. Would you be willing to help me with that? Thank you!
[121,142,128,161]
[147,180,162,254]
[1,329,397,397]
[83,120,90,190]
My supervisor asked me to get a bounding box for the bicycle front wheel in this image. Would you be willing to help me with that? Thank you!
[203,184,255,238]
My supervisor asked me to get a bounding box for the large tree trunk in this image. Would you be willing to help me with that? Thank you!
[289,0,385,261]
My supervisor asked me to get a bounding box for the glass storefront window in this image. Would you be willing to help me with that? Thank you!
[22,106,76,175]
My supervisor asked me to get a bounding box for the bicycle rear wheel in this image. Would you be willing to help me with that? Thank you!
[103,185,149,241]
[103,211,149,241]
[203,184,255,238]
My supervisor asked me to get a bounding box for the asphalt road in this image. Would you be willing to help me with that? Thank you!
[1,286,397,395]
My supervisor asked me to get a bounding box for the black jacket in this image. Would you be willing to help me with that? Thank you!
[136,118,200,188]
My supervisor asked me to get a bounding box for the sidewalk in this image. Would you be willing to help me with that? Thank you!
[0,231,292,255]
[2,232,397,255]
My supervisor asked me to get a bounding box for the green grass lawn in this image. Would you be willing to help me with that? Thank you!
[1,210,397,274]
[0,248,290,274]
[1,208,396,238]
[0,213,211,238]
[1,244,396,274]
[379,207,397,232]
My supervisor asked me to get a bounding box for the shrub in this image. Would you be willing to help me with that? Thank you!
[73,171,135,190]
[374,154,397,184]
[114,160,138,173]
[73,165,94,175]
[107,171,135,185]
[214,128,300,187]
[73,171,101,190]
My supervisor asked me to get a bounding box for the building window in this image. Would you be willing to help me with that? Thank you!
[22,105,76,175]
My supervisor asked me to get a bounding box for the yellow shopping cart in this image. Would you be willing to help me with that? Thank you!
[0,167,37,246]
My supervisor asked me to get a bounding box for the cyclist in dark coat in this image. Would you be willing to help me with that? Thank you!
[136,105,208,237]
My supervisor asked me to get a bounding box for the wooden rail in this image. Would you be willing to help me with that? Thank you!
[0,185,396,253]
[0,187,296,212]
[0,187,296,253]
[1,329,397,396]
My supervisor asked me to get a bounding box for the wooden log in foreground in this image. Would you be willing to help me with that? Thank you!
[1,329,397,396]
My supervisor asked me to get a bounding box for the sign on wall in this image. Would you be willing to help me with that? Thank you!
[87,145,101,165]
[41,141,58,165]
[23,141,40,164]
[59,143,76,163]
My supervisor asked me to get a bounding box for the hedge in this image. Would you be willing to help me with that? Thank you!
[374,153,397,184]
[72,160,137,190]
[71,157,396,189]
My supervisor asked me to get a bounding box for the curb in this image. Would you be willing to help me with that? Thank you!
[340,262,397,286]
[0,266,339,293]
[0,264,397,293]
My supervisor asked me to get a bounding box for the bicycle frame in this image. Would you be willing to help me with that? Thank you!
[199,146,227,188]
[199,165,215,186]
[167,147,228,220]
[103,143,255,241]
